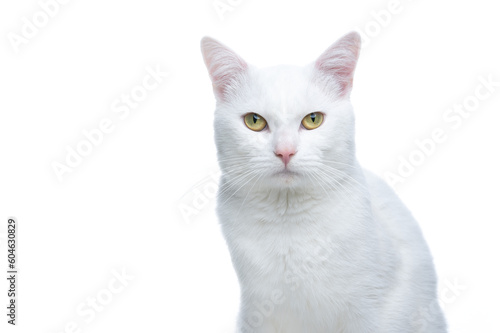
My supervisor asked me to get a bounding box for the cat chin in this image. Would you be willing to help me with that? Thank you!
[268,169,303,186]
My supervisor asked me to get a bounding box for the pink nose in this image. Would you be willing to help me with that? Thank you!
[275,149,296,167]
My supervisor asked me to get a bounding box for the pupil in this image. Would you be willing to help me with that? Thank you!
[253,114,258,123]
[311,113,316,122]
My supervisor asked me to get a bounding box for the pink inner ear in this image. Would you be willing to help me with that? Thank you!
[201,37,248,102]
[315,32,361,97]
[211,59,247,99]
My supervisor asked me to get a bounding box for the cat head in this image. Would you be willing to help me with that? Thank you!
[201,32,361,191]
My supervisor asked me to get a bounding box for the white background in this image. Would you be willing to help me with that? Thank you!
[1,0,499,332]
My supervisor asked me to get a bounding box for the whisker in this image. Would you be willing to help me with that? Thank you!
[221,170,263,205]
[235,171,265,215]
[218,169,260,197]
[319,164,369,192]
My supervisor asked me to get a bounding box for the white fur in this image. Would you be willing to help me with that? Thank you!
[201,32,447,333]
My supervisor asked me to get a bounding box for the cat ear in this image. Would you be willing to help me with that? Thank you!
[314,31,361,97]
[200,37,248,103]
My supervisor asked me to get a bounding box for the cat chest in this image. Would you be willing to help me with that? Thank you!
[230,221,346,287]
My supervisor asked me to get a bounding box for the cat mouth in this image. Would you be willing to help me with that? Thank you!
[274,168,298,177]
[273,169,300,184]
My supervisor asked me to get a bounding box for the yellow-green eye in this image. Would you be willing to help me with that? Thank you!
[244,113,267,131]
[301,112,324,130]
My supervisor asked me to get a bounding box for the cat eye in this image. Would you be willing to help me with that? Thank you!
[301,112,324,130]
[244,113,267,131]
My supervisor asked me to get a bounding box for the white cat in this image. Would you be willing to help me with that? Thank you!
[201,32,447,333]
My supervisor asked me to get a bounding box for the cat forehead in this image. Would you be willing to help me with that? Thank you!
[243,64,328,117]
[250,64,312,92]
